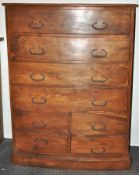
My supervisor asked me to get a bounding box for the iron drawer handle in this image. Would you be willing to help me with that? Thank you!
[91,76,107,83]
[92,124,106,131]
[29,20,44,29]
[34,138,48,145]
[92,100,107,106]
[91,49,107,58]
[32,97,47,104]
[92,21,107,30]
[30,74,45,81]
[29,47,45,55]
[91,147,105,154]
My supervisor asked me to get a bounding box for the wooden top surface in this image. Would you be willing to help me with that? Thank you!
[2,3,138,7]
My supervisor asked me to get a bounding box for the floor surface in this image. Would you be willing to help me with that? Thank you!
[0,139,138,175]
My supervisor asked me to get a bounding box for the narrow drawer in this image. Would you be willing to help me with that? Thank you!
[72,112,128,136]
[71,135,128,155]
[9,35,129,62]
[13,110,68,134]
[7,6,130,34]
[14,132,68,155]
[12,85,128,111]
[10,62,129,87]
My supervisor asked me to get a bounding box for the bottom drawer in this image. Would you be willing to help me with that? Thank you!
[71,135,128,156]
[14,132,68,156]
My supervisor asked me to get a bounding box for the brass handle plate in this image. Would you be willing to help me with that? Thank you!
[91,147,105,154]
[30,73,45,81]
[32,97,47,104]
[34,138,48,145]
[92,123,106,131]
[91,49,107,58]
[29,47,45,55]
[92,100,107,106]
[92,21,107,30]
[32,120,47,129]
[29,20,44,29]
[91,76,107,83]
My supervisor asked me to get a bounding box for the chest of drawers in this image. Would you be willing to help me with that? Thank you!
[4,3,137,169]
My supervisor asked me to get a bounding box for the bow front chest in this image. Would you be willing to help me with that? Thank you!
[4,3,137,169]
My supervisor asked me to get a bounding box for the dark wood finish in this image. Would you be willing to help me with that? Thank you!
[12,86,128,111]
[14,132,68,155]
[13,110,68,134]
[9,35,129,62]
[10,62,129,87]
[6,6,131,34]
[4,3,137,170]
[71,135,128,155]
[72,112,128,136]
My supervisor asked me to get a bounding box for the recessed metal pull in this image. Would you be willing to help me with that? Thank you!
[32,97,47,104]
[91,76,107,83]
[29,47,45,55]
[30,73,45,81]
[92,100,107,106]
[29,20,44,29]
[92,21,107,30]
[91,147,105,154]
[91,49,107,58]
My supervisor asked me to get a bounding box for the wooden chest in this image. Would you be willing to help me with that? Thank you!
[4,3,137,169]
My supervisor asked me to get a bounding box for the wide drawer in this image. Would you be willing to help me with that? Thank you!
[13,110,68,134]
[10,62,129,87]
[72,112,128,136]
[9,35,129,62]
[71,135,128,155]
[7,6,130,34]
[12,86,128,111]
[14,132,68,155]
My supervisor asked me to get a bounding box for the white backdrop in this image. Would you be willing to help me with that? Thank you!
[0,0,139,146]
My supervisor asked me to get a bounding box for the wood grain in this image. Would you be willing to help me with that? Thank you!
[7,6,130,34]
[13,110,68,134]
[71,135,128,155]
[10,62,129,87]
[72,112,128,136]
[5,4,137,170]
[9,35,129,62]
[12,85,128,111]
[15,132,68,155]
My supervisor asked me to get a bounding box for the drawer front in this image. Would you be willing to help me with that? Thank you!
[72,112,128,136]
[14,132,68,155]
[71,135,128,155]
[13,110,68,134]
[10,62,129,87]
[12,86,128,111]
[9,35,129,62]
[7,6,130,34]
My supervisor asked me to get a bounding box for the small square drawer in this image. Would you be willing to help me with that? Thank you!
[72,111,128,136]
[71,135,128,156]
[13,110,68,134]
[7,6,130,34]
[14,132,68,155]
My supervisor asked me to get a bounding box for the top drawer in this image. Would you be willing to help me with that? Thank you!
[7,6,130,34]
